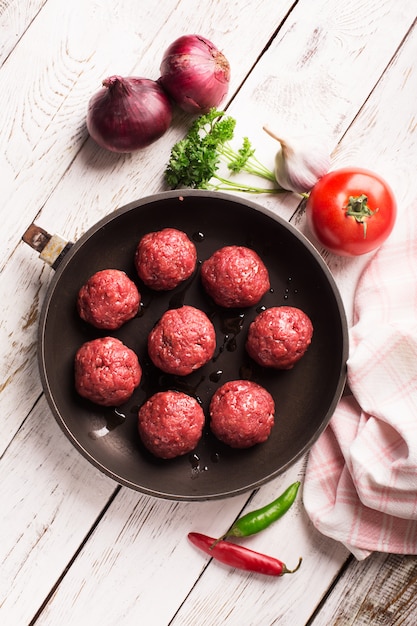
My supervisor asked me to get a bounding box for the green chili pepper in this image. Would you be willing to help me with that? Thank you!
[220,481,301,541]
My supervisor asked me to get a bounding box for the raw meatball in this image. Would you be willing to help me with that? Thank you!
[209,380,275,448]
[77,269,140,330]
[138,390,205,459]
[201,245,270,308]
[246,306,313,369]
[148,305,216,375]
[135,227,197,290]
[74,337,142,406]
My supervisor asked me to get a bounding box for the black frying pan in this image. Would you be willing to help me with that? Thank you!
[26,190,348,500]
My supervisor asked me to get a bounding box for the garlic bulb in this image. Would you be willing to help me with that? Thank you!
[263,126,331,194]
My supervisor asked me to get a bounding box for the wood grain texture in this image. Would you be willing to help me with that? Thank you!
[227,0,416,221]
[311,554,417,625]
[171,466,349,626]
[32,461,349,626]
[1,0,417,624]
[0,0,48,66]
[33,485,249,625]
[0,396,117,625]
[0,0,179,269]
[297,11,417,322]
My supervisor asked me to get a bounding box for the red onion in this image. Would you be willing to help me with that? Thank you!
[159,35,230,114]
[86,76,173,153]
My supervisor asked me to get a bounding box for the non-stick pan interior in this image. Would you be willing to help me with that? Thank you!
[39,190,348,500]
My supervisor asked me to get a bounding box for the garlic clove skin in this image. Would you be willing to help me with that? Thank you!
[263,126,331,194]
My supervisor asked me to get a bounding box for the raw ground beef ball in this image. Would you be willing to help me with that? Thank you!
[200,245,270,308]
[135,227,197,290]
[209,380,275,448]
[147,305,216,375]
[74,337,142,406]
[77,269,140,330]
[138,390,205,459]
[246,306,313,369]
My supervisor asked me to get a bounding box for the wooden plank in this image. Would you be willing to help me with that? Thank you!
[311,554,417,625]
[31,460,349,625]
[0,396,117,625]
[294,9,417,319]
[0,0,180,271]
[225,0,417,203]
[169,465,349,626]
[0,0,48,66]
[0,244,51,451]
[32,478,250,625]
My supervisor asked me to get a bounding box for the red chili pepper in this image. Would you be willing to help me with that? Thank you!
[188,532,302,577]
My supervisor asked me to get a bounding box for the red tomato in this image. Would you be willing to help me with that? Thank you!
[306,168,397,256]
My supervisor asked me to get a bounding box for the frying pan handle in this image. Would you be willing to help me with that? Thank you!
[22,223,73,270]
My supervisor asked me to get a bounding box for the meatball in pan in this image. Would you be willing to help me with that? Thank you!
[135,227,197,291]
[148,305,216,376]
[138,390,205,459]
[201,245,270,308]
[74,336,142,407]
[77,269,140,330]
[246,306,313,369]
[209,380,275,448]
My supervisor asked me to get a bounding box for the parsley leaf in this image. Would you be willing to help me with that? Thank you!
[165,108,283,194]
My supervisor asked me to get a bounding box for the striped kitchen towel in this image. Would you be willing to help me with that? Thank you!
[303,198,417,560]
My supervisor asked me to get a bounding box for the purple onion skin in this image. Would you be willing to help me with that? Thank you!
[86,76,173,153]
[159,34,230,114]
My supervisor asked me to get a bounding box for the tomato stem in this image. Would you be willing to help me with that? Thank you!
[344,194,379,238]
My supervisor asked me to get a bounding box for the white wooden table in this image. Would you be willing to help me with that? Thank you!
[1,1,417,624]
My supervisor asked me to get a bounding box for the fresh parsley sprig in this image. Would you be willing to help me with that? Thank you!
[165,108,284,194]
